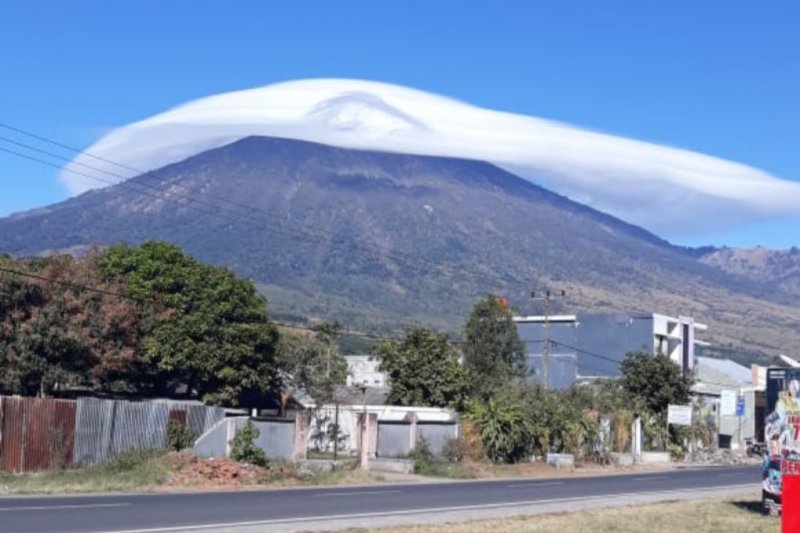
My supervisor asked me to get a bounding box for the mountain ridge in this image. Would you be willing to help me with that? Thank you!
[1,135,798,362]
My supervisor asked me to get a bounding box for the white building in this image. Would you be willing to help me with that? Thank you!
[345,355,387,387]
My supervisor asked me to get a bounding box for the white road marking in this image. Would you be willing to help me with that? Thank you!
[506,481,564,488]
[718,472,746,477]
[96,483,758,533]
[316,489,403,497]
[0,503,130,512]
[632,476,670,481]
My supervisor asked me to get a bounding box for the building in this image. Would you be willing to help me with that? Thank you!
[692,356,765,449]
[345,355,387,388]
[514,312,708,389]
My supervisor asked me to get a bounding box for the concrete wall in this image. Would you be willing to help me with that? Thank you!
[376,421,458,458]
[194,415,306,463]
[718,390,757,448]
[194,418,235,458]
[417,422,458,456]
[250,419,296,462]
[377,422,413,458]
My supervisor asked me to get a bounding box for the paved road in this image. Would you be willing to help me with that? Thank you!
[0,466,759,533]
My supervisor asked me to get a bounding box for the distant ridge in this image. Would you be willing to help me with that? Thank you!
[1,135,798,362]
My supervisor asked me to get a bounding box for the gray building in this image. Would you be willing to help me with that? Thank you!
[514,313,708,389]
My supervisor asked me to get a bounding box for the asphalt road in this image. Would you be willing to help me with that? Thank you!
[0,466,760,533]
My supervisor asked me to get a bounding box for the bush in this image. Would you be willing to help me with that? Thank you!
[166,420,196,451]
[409,437,435,474]
[229,420,268,467]
[442,437,465,463]
[466,397,533,463]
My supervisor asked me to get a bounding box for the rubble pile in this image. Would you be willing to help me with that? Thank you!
[168,456,287,488]
[683,449,760,466]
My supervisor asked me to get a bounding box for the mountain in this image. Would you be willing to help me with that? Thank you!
[1,136,798,361]
[699,247,800,297]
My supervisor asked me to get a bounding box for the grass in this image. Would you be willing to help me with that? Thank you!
[333,494,779,533]
[0,449,177,494]
[0,451,386,495]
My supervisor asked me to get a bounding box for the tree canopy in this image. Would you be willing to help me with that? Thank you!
[375,326,467,409]
[98,241,280,406]
[276,322,348,406]
[461,295,526,399]
[620,351,693,416]
[0,254,139,396]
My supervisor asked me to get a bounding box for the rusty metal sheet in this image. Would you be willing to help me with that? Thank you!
[0,397,25,473]
[21,398,77,472]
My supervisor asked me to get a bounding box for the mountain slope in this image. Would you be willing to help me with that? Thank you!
[1,136,798,359]
[700,247,800,296]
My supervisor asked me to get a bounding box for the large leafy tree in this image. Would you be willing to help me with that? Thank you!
[98,241,280,406]
[375,326,467,409]
[462,295,526,399]
[620,351,693,416]
[276,322,348,406]
[0,254,139,395]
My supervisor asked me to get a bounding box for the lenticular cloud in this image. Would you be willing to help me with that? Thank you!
[61,79,800,238]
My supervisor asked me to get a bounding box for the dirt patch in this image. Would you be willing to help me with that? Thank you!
[165,454,296,489]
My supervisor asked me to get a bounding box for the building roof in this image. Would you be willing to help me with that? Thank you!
[332,386,390,406]
[693,356,752,396]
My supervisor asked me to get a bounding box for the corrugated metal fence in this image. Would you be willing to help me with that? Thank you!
[0,396,225,473]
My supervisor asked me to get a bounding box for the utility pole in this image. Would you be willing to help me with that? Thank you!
[530,289,566,390]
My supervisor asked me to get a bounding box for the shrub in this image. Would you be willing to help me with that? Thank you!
[465,397,533,463]
[459,420,486,461]
[230,420,268,466]
[442,437,465,463]
[410,437,435,474]
[166,420,196,451]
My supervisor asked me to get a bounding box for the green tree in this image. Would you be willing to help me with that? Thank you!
[375,326,467,408]
[462,295,526,399]
[98,241,280,406]
[276,323,348,406]
[620,351,693,416]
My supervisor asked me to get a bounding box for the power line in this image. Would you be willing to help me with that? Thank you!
[0,264,127,299]
[0,125,460,279]
[0,263,455,345]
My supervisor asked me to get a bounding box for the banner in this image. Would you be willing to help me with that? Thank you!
[667,404,692,426]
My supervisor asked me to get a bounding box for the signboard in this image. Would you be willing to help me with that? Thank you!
[667,404,692,426]
[763,368,800,511]
[736,396,746,417]
[720,390,737,417]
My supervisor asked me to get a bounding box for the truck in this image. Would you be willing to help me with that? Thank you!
[763,367,800,514]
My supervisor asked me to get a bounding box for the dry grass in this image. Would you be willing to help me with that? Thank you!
[0,451,387,495]
[336,495,778,533]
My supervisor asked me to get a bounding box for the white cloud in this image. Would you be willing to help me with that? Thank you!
[61,78,800,238]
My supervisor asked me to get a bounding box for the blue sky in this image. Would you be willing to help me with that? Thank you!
[1,0,797,247]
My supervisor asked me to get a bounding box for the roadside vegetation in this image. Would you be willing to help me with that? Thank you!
[378,295,702,469]
[1,242,709,489]
[0,448,387,495]
[334,495,778,533]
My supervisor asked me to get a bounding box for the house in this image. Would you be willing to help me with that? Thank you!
[514,312,708,389]
[692,356,765,449]
[345,355,387,387]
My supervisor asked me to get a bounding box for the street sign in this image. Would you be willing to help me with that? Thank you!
[720,390,737,416]
[667,404,692,426]
[736,396,746,417]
